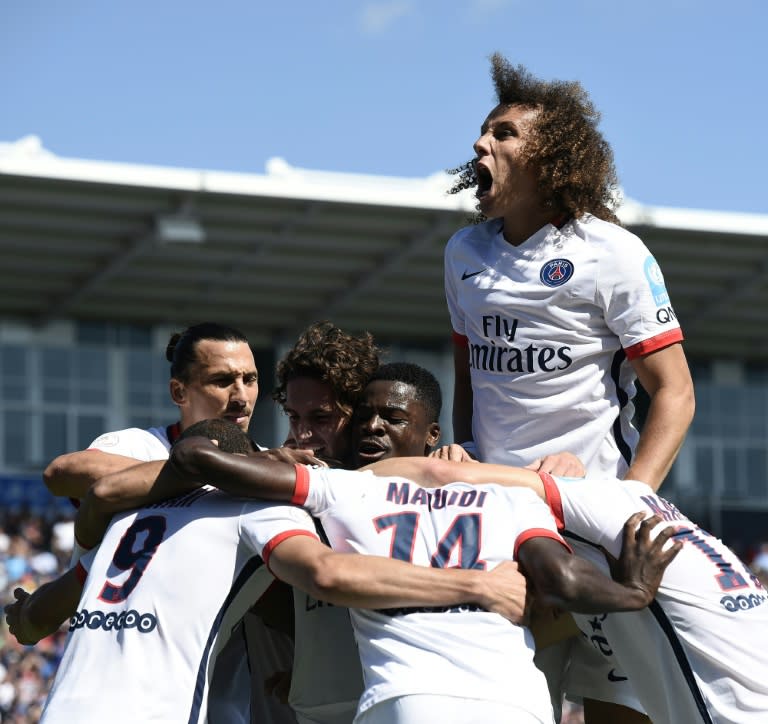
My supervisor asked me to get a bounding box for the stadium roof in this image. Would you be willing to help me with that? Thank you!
[2,135,768,359]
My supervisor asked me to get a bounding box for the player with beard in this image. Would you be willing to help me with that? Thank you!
[41,322,296,724]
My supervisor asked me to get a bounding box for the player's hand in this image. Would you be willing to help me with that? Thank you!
[428,444,478,462]
[249,447,326,467]
[264,670,292,704]
[524,452,585,477]
[479,561,528,625]
[4,588,41,645]
[609,512,682,604]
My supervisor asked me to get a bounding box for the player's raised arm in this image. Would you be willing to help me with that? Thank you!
[518,513,681,613]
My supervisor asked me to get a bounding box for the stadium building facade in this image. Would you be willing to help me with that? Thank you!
[1,136,767,544]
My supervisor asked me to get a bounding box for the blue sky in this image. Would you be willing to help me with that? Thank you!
[2,0,766,213]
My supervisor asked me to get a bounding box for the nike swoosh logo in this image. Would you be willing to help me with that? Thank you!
[607,669,628,682]
[461,268,487,280]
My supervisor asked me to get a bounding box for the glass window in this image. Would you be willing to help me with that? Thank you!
[76,348,108,406]
[743,387,767,438]
[745,448,768,498]
[693,445,714,496]
[4,410,31,466]
[77,415,106,450]
[717,389,744,437]
[722,448,744,497]
[129,415,154,430]
[43,412,68,460]
[126,350,154,407]
[42,348,72,404]
[690,385,715,436]
[76,322,109,345]
[121,325,151,347]
[1,346,29,402]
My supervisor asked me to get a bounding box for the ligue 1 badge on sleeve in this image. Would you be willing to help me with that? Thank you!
[643,255,670,306]
[540,259,574,287]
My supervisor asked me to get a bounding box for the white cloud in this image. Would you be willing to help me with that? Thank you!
[359,1,413,34]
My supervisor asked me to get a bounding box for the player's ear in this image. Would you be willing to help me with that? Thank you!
[426,423,441,450]
[170,378,186,405]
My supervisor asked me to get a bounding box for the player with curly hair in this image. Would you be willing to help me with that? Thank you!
[274,320,381,468]
[441,53,696,724]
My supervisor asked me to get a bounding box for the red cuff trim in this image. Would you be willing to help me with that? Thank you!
[262,529,318,572]
[75,562,88,585]
[625,329,684,360]
[292,464,309,505]
[452,331,468,348]
[514,528,571,558]
[539,472,565,530]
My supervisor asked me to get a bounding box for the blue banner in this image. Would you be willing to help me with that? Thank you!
[0,475,72,513]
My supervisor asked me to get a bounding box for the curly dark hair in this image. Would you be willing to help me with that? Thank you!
[449,52,619,224]
[273,321,381,418]
[368,362,442,424]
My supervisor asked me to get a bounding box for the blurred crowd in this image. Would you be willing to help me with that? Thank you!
[0,508,74,723]
[0,503,766,723]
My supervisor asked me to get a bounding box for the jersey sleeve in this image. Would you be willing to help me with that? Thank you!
[511,488,571,559]
[540,473,648,553]
[87,427,170,461]
[444,231,467,335]
[239,503,319,571]
[299,466,373,517]
[595,232,683,359]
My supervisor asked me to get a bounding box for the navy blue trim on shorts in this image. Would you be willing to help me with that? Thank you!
[610,348,633,467]
[647,601,714,723]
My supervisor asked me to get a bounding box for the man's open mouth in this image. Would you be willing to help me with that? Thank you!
[474,161,493,198]
[357,440,388,460]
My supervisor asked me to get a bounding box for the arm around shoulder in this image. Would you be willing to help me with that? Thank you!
[43,449,146,499]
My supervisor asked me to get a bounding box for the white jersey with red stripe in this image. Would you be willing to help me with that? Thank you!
[285,465,563,722]
[41,487,314,724]
[444,214,684,476]
[542,473,768,723]
[87,424,178,460]
[82,424,291,724]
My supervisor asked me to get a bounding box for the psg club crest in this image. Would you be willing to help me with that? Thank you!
[540,259,574,287]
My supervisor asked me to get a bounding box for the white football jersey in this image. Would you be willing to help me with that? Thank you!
[287,465,564,721]
[41,489,314,724]
[88,424,178,460]
[288,519,364,724]
[82,424,291,724]
[444,215,684,476]
[543,473,768,723]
